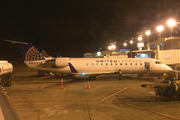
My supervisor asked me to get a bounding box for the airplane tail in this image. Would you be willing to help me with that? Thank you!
[4,40,45,61]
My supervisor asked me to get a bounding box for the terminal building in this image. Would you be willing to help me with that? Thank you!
[84,37,180,70]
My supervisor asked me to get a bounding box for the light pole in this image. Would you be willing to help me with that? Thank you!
[130,40,133,57]
[145,30,150,44]
[137,36,143,50]
[167,19,176,37]
[111,44,116,51]
[156,25,163,39]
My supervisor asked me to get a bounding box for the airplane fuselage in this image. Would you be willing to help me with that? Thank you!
[25,58,172,75]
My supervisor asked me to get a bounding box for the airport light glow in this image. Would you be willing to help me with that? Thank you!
[111,45,116,49]
[97,52,101,56]
[146,30,150,36]
[167,19,176,37]
[138,36,142,41]
[130,40,133,44]
[156,26,164,32]
[167,19,176,27]
[123,43,127,47]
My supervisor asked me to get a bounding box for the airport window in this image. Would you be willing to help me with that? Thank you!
[125,63,127,65]
[130,63,132,65]
[140,63,142,65]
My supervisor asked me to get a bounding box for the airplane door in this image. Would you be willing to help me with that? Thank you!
[150,61,154,70]
[145,62,150,71]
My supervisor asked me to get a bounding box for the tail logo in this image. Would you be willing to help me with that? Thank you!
[25,47,45,61]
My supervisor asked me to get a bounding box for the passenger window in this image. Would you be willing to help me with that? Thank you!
[106,63,108,65]
[96,63,98,66]
[92,63,93,66]
[111,63,113,65]
[101,63,103,65]
[135,63,137,65]
[140,63,142,65]
[125,63,127,65]
[130,63,132,65]
[115,63,117,65]
[87,63,88,66]
[120,63,122,65]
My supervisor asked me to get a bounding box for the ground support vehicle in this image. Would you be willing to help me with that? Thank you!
[141,83,180,101]
[0,61,13,87]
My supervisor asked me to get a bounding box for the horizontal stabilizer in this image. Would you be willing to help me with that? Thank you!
[4,40,28,45]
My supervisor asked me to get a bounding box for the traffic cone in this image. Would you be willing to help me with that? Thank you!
[87,82,90,89]
[61,78,63,89]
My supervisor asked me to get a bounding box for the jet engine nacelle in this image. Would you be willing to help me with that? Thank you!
[55,57,69,67]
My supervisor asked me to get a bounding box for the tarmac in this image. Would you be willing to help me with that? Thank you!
[3,63,180,120]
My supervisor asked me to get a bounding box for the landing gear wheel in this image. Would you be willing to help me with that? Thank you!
[1,74,12,87]
[89,76,96,80]
[6,75,12,87]
[38,70,45,77]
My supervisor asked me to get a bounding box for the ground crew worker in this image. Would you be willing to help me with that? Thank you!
[169,80,179,99]
[118,69,122,80]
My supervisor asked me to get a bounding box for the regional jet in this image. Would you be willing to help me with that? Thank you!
[5,40,173,79]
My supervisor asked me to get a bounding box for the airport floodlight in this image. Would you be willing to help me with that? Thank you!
[97,52,101,56]
[146,30,151,36]
[123,43,127,47]
[156,26,163,32]
[130,40,133,57]
[111,45,116,49]
[145,30,150,46]
[130,40,133,44]
[167,19,176,37]
[138,36,142,41]
[167,19,176,27]
[156,26,164,39]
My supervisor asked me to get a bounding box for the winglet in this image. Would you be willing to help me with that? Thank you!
[68,63,78,73]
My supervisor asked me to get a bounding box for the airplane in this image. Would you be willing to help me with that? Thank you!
[5,40,173,79]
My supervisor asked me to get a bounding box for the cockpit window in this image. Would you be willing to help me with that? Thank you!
[155,61,162,64]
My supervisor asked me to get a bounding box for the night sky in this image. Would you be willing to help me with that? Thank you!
[0,0,180,62]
